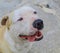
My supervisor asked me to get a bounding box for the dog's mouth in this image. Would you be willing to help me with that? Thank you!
[19,31,43,42]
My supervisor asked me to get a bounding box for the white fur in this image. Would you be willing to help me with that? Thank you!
[3,6,41,53]
[4,29,34,53]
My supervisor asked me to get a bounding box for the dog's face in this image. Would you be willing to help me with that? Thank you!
[1,6,44,42]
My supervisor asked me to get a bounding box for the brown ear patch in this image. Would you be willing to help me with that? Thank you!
[1,16,9,25]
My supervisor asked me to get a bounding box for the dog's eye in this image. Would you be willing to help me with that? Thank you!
[18,17,23,21]
[33,11,37,14]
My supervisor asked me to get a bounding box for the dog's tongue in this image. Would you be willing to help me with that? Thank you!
[27,35,36,42]
[19,31,42,42]
[27,31,42,42]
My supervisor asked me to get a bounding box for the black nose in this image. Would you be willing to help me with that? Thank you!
[33,19,44,30]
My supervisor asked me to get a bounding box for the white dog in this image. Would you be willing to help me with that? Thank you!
[0,6,44,53]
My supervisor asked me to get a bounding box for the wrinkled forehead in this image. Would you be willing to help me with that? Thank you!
[12,6,36,22]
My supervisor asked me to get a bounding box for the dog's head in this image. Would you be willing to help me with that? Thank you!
[1,6,44,42]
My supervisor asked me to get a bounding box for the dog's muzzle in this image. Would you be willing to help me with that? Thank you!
[19,19,44,42]
[19,31,43,42]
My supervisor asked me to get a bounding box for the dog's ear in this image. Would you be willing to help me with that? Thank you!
[0,16,12,29]
[1,16,9,25]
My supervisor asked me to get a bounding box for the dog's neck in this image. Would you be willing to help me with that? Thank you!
[4,28,34,53]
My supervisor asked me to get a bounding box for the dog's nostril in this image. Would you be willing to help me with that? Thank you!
[37,23,39,26]
[37,22,41,26]
[33,19,44,30]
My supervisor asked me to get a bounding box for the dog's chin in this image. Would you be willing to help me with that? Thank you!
[19,31,43,42]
